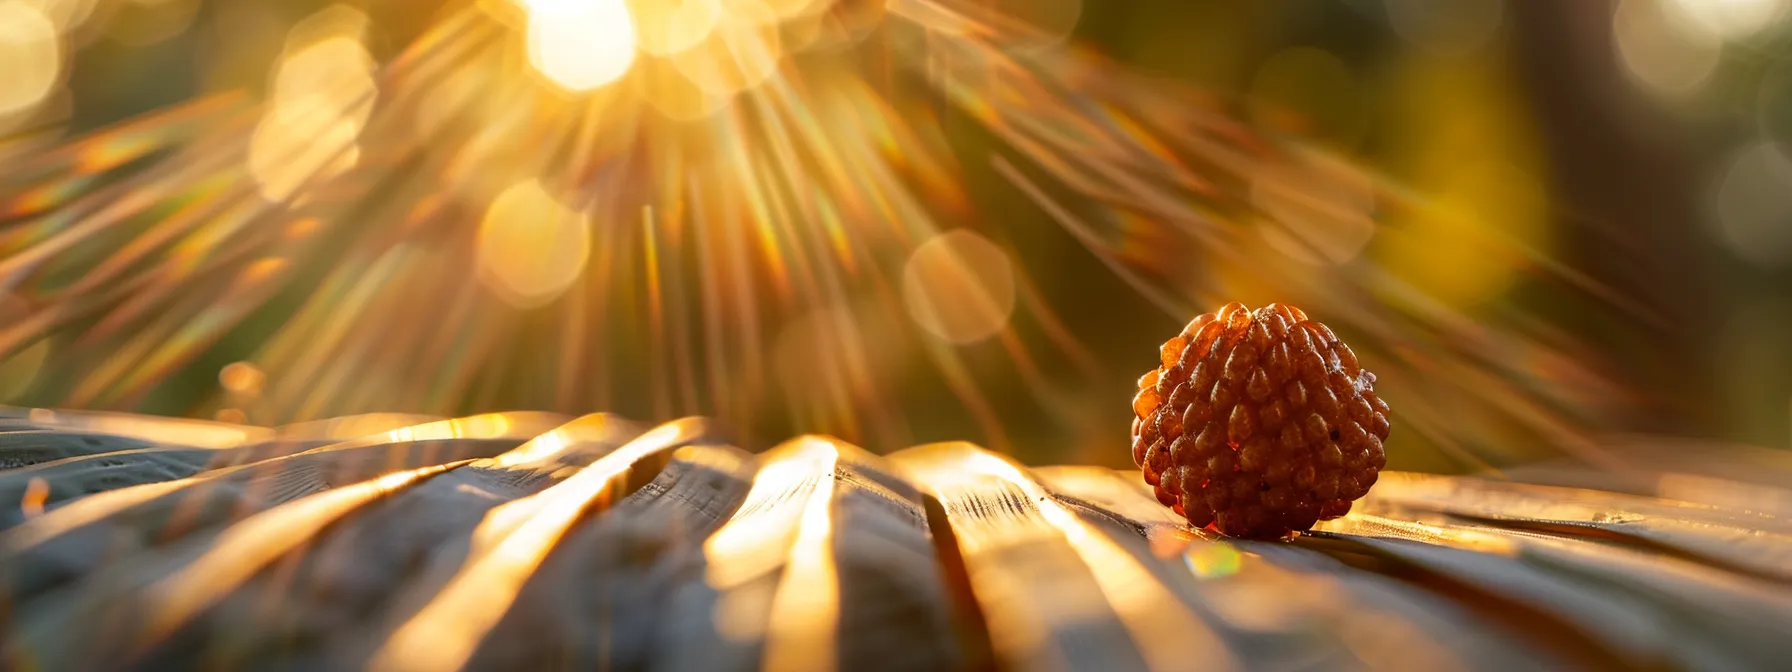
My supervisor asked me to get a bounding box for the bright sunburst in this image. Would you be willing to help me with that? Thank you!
[0,0,1638,470]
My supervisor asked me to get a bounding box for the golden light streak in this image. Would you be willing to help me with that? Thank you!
[484,412,626,467]
[898,444,1237,672]
[1029,467,1184,527]
[1316,512,1525,558]
[758,439,840,672]
[116,415,628,655]
[20,407,271,448]
[375,412,543,444]
[271,413,445,440]
[701,437,841,671]
[645,207,673,419]
[0,0,1622,479]
[369,418,705,672]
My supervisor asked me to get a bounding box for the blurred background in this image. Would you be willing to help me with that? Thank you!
[0,0,1788,471]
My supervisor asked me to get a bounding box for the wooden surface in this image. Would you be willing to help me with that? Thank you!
[2,407,1790,671]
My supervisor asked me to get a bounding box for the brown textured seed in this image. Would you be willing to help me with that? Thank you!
[1130,302,1389,539]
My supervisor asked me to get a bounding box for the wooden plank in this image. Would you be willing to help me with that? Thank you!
[463,441,758,671]
[133,417,718,670]
[828,441,971,672]
[2,411,1789,671]
[0,414,647,670]
[1313,510,1792,670]
[1035,467,1558,671]
[347,418,719,671]
[647,436,965,672]
[0,413,448,528]
[0,413,565,611]
[0,407,272,450]
[1357,472,1792,583]
[892,444,1235,672]
[0,428,159,471]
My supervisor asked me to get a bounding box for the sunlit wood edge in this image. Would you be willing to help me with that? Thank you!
[0,411,565,553]
[368,417,709,672]
[890,443,1238,672]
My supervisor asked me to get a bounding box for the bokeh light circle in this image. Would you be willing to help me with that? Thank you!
[902,230,1017,345]
[477,179,593,309]
[626,0,721,57]
[219,362,267,396]
[1707,142,1792,269]
[20,0,97,32]
[0,2,62,116]
[1757,60,1792,152]
[1664,0,1787,41]
[248,33,378,202]
[526,0,639,92]
[1614,0,1722,99]
[670,6,783,97]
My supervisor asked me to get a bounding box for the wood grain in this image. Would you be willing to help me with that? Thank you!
[2,408,1788,671]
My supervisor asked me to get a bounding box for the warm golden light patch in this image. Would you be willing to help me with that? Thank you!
[626,0,721,56]
[18,0,97,32]
[524,0,639,92]
[901,230,1017,344]
[369,419,704,672]
[218,361,267,396]
[702,438,841,671]
[1708,142,1792,269]
[894,444,1237,671]
[20,477,49,519]
[141,465,455,652]
[670,8,783,97]
[106,0,201,47]
[247,22,378,202]
[476,179,593,309]
[1665,0,1787,40]
[1613,0,1721,99]
[0,2,61,116]
[1377,54,1552,308]
[637,55,725,120]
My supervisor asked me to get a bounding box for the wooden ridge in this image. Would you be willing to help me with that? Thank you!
[1,409,1789,671]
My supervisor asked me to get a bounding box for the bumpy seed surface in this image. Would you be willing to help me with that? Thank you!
[1131,302,1389,539]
